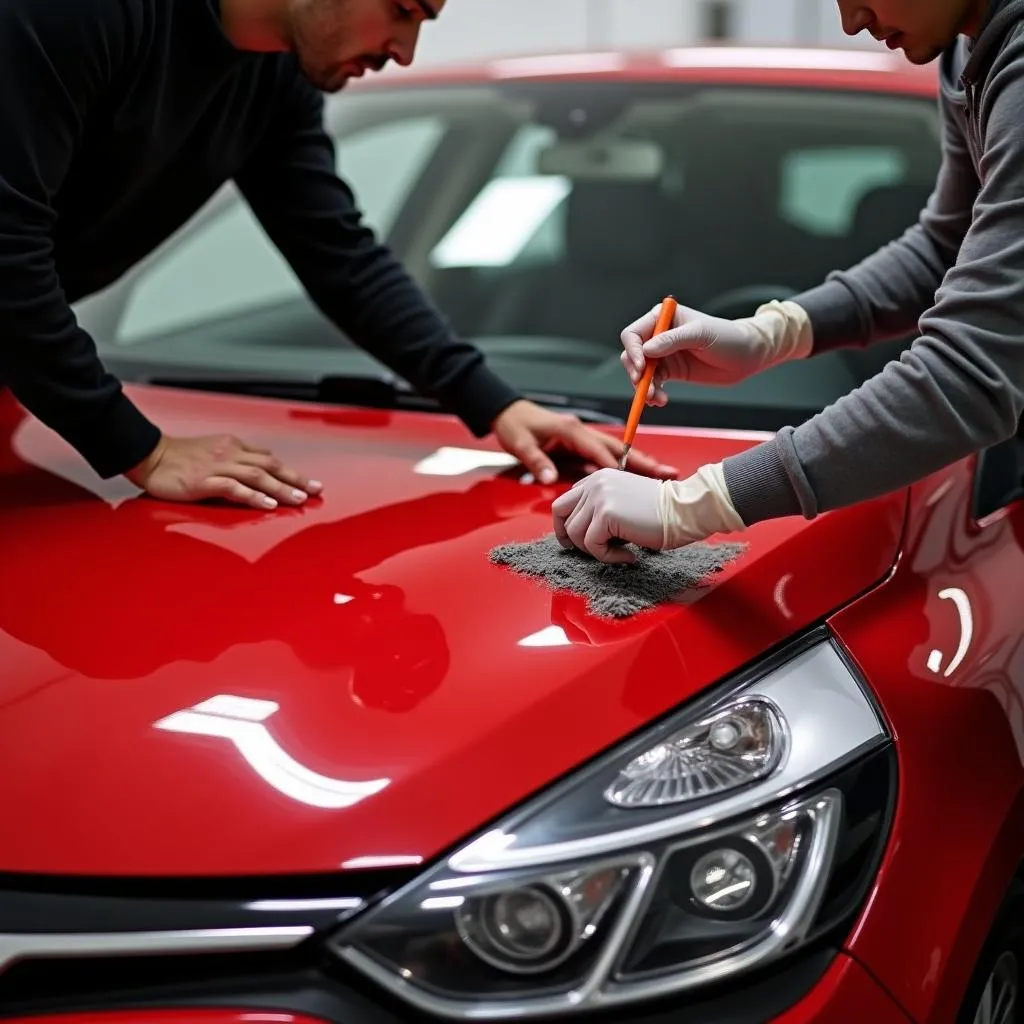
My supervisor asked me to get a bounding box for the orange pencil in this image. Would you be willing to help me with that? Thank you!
[618,295,677,471]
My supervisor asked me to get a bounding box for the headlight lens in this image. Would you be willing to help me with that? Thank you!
[330,634,893,1019]
[604,698,786,808]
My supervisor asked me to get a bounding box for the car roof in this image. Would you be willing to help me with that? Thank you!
[347,43,939,98]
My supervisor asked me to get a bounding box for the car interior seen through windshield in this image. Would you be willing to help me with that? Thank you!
[80,80,943,432]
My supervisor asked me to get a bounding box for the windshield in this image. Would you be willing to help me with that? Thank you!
[81,78,942,431]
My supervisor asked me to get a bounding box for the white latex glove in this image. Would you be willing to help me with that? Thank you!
[620,299,813,406]
[551,465,745,565]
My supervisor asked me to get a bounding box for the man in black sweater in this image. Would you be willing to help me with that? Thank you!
[0,0,678,511]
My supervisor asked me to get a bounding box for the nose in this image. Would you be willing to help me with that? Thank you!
[388,22,421,66]
[838,4,874,35]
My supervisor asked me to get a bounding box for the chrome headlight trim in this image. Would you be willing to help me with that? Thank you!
[607,789,842,991]
[337,789,841,1020]
[447,640,883,874]
[602,695,790,810]
[331,633,890,1020]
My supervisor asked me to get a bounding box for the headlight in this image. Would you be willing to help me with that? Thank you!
[330,632,894,1019]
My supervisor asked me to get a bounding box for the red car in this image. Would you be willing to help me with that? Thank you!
[2,43,1022,1024]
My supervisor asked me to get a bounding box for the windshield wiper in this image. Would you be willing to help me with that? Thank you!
[142,373,625,424]
[144,371,441,411]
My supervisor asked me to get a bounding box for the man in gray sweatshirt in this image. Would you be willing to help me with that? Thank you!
[553,0,1024,565]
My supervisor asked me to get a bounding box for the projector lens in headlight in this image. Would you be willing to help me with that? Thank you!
[461,887,566,966]
[690,848,758,912]
[454,865,631,974]
[338,856,648,1000]
[685,814,803,918]
[331,635,894,1021]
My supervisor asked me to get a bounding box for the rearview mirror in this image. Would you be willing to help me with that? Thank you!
[536,138,664,180]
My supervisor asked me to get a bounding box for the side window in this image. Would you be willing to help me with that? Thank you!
[116,116,446,344]
[780,146,907,236]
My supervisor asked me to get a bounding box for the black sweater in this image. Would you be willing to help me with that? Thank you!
[0,0,522,478]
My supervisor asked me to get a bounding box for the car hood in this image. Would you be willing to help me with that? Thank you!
[0,386,905,878]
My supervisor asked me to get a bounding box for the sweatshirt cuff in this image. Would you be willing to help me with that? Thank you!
[790,277,870,355]
[440,360,523,437]
[721,439,805,525]
[63,389,163,480]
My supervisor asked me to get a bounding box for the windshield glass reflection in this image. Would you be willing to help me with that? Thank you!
[86,80,941,432]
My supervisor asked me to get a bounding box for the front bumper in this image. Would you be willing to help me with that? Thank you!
[770,955,911,1024]
[0,952,909,1024]
[4,954,909,1024]
[6,1016,330,1024]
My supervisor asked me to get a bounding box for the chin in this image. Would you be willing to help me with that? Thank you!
[306,67,349,92]
[295,52,344,92]
[901,39,945,64]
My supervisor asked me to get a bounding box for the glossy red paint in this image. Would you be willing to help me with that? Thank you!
[826,459,1024,1024]
[0,385,904,877]
[6,43,1013,1024]
[4,1015,327,1024]
[769,955,912,1023]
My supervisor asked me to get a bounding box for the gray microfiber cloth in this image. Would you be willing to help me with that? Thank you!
[490,534,748,619]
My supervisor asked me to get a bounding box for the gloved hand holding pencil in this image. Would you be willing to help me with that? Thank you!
[620,298,813,405]
[552,298,812,563]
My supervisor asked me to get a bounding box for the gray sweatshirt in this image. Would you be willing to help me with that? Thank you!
[722,0,1024,525]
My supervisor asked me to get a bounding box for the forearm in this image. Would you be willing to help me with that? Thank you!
[721,66,1024,525]
[304,241,523,436]
[722,322,1022,523]
[792,98,976,356]
[718,87,998,524]
[0,0,161,478]
[792,213,962,355]
[0,161,161,478]
[0,224,160,477]
[237,81,522,437]
[792,231,947,355]
[0,318,160,479]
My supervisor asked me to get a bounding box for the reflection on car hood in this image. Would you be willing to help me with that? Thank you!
[0,386,905,878]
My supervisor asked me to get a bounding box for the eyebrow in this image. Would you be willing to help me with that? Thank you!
[413,0,438,18]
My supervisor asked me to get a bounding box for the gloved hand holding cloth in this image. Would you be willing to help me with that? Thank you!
[553,299,813,562]
[552,464,745,564]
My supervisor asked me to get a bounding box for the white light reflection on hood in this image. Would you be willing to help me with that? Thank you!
[154,695,390,809]
[412,446,519,476]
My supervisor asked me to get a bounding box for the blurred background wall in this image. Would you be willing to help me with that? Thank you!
[409,0,875,68]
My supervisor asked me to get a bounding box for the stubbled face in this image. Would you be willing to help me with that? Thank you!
[835,0,987,64]
[286,0,443,92]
